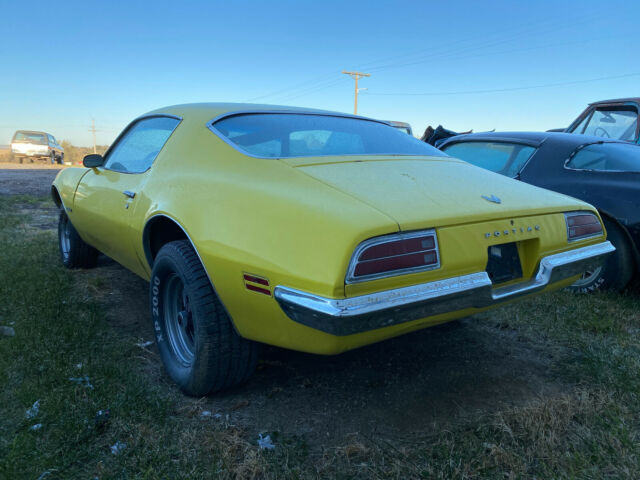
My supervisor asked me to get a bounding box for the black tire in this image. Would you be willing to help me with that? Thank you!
[151,240,258,396]
[18,156,24,164]
[569,218,635,293]
[58,211,99,268]
[50,152,56,164]
[58,153,64,165]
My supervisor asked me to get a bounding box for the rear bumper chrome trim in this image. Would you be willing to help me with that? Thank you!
[274,241,615,336]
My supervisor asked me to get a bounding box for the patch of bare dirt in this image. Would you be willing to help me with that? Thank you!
[0,163,66,196]
[78,256,569,447]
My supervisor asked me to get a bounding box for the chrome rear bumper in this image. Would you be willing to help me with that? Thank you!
[274,241,615,336]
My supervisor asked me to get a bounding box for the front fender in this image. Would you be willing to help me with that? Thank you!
[51,167,89,212]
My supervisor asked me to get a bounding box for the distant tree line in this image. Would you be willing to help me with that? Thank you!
[59,141,109,164]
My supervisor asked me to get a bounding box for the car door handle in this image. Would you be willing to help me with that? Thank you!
[123,190,136,199]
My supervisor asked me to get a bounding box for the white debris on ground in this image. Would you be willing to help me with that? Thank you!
[136,340,154,348]
[68,375,94,389]
[36,472,51,480]
[200,411,223,419]
[110,441,127,455]
[257,433,275,450]
[25,400,40,419]
[30,423,43,431]
[0,326,15,336]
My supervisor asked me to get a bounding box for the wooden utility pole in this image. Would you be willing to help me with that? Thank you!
[342,71,370,115]
[89,118,97,153]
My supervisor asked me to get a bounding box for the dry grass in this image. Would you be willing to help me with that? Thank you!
[0,195,639,479]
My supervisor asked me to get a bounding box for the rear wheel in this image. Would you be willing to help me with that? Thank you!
[58,211,99,268]
[50,152,56,164]
[151,240,258,396]
[569,218,634,292]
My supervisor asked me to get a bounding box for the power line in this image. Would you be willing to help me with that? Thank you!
[245,16,588,103]
[245,72,338,102]
[275,77,350,103]
[353,13,598,77]
[242,12,601,105]
[361,72,640,97]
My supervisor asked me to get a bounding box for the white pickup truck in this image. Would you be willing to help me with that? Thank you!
[11,130,64,164]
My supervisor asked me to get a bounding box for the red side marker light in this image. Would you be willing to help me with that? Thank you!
[243,273,271,296]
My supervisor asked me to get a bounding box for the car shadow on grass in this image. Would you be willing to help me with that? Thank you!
[78,255,570,447]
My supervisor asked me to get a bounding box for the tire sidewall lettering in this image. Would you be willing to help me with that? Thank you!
[152,274,162,341]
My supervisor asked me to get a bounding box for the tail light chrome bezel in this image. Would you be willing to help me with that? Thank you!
[346,229,441,284]
[564,211,604,242]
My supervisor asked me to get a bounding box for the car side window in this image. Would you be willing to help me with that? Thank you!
[103,116,180,173]
[566,142,640,172]
[48,134,55,145]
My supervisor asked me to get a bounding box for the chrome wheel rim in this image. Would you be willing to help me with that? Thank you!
[60,217,71,261]
[572,266,603,287]
[163,274,195,366]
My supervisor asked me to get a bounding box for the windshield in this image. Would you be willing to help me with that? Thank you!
[566,142,640,172]
[570,107,638,142]
[12,132,47,145]
[442,141,536,177]
[211,113,446,158]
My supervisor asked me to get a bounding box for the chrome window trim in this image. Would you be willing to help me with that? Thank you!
[205,110,439,160]
[345,229,440,284]
[564,211,605,242]
[563,140,640,173]
[100,114,183,175]
[274,241,615,336]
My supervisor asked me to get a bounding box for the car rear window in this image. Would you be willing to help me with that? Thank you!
[210,113,446,158]
[12,132,47,145]
[566,142,640,172]
[442,141,535,177]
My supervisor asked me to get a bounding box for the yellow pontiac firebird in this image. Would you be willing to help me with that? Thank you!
[52,103,614,395]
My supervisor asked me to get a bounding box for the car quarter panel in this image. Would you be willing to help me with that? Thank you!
[129,114,410,350]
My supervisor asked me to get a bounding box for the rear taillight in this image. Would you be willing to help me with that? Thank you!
[347,230,440,283]
[565,212,603,241]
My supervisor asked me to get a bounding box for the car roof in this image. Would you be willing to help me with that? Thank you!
[14,130,48,135]
[439,131,629,149]
[589,97,640,105]
[144,103,372,124]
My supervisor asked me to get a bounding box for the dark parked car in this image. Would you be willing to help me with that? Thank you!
[564,98,639,144]
[439,132,639,291]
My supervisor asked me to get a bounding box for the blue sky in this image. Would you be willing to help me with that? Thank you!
[1,0,638,146]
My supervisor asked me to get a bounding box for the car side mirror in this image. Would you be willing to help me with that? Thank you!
[83,154,104,168]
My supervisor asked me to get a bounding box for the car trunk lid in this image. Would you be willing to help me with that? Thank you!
[286,155,586,230]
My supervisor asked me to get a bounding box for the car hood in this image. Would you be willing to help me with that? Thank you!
[286,156,589,230]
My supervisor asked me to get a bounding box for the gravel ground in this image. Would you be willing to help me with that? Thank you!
[0,162,66,196]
